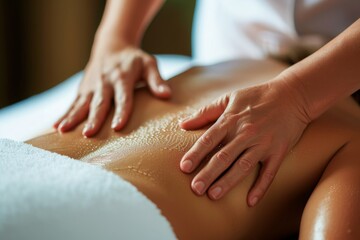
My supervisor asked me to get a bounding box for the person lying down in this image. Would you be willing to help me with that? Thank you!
[27,59,360,239]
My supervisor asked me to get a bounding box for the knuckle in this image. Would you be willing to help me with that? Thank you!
[263,170,275,183]
[92,96,107,110]
[220,94,230,107]
[238,157,253,173]
[118,70,129,80]
[201,171,214,183]
[99,74,108,84]
[67,111,78,120]
[199,134,213,147]
[76,97,89,108]
[222,112,235,121]
[220,112,237,126]
[118,94,131,105]
[241,123,258,135]
[197,107,207,116]
[95,97,104,107]
[216,150,232,166]
[100,71,108,79]
[144,55,157,66]
[229,91,239,99]
[77,96,87,104]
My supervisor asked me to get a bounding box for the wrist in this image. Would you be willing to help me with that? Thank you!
[90,28,138,61]
[95,25,139,46]
[272,70,314,124]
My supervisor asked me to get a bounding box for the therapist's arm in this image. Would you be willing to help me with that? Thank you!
[179,19,360,207]
[281,19,360,121]
[54,0,170,137]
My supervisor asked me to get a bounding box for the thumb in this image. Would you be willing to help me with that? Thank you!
[143,56,171,98]
[180,94,229,130]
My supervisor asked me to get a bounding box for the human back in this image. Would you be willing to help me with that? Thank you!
[28,59,360,239]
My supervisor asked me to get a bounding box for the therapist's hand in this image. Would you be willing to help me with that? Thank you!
[179,79,310,207]
[54,45,171,137]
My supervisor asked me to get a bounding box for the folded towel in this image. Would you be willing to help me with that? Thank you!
[0,139,176,240]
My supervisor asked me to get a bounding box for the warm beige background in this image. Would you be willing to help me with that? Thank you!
[0,0,196,108]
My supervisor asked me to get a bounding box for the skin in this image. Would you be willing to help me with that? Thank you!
[180,19,360,206]
[53,0,170,136]
[29,60,360,239]
[53,0,360,206]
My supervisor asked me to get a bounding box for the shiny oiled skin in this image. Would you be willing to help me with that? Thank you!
[28,60,360,240]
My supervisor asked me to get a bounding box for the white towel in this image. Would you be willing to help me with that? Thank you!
[0,139,176,240]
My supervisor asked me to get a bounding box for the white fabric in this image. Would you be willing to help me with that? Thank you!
[192,0,360,64]
[0,55,192,141]
[0,139,176,240]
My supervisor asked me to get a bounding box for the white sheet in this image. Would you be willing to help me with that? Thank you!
[0,138,176,240]
[0,55,192,141]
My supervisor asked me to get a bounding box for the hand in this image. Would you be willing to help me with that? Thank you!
[54,45,171,137]
[179,79,310,206]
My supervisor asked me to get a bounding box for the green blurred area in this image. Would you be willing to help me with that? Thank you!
[0,0,196,108]
[143,0,196,55]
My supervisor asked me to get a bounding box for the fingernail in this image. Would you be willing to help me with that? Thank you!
[83,123,94,134]
[250,197,258,207]
[179,116,190,123]
[159,84,169,93]
[111,119,119,129]
[58,120,68,131]
[210,186,222,199]
[192,181,205,195]
[180,160,193,172]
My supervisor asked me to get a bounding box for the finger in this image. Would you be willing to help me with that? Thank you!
[54,99,77,129]
[82,86,112,137]
[111,80,134,131]
[206,147,265,200]
[58,95,92,132]
[180,122,227,175]
[179,95,229,130]
[189,135,248,196]
[143,56,171,98]
[247,153,284,207]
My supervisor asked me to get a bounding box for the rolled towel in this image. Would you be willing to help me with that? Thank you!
[0,139,176,240]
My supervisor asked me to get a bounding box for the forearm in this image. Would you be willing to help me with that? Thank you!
[92,0,164,55]
[280,18,360,121]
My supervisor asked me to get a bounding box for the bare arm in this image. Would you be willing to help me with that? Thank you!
[180,19,360,207]
[55,0,170,136]
[93,0,164,54]
[281,18,360,122]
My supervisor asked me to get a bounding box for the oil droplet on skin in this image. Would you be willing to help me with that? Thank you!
[78,100,213,183]
[112,166,156,182]
[82,108,202,161]
[77,108,206,185]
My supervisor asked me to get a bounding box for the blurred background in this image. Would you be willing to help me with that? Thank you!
[0,0,196,109]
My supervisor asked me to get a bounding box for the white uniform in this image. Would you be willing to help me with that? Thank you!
[192,0,360,64]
